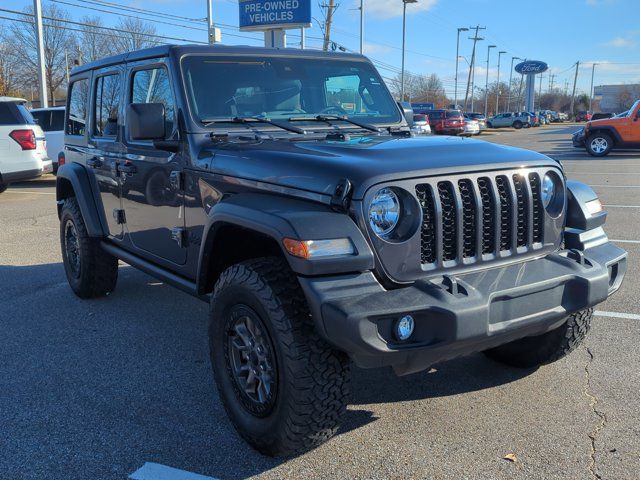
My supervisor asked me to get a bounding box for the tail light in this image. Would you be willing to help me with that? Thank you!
[57,151,66,167]
[9,129,36,150]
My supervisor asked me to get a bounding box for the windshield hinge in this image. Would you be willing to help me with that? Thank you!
[330,178,353,212]
[389,128,413,137]
[326,132,351,141]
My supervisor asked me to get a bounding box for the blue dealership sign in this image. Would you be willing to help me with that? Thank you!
[514,60,549,75]
[411,103,435,113]
[239,0,312,31]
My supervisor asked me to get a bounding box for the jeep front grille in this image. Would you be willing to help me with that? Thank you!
[416,171,545,266]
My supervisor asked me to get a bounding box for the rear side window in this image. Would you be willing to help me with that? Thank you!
[446,111,462,118]
[94,74,121,138]
[131,67,175,136]
[0,103,34,125]
[32,110,64,132]
[67,79,89,135]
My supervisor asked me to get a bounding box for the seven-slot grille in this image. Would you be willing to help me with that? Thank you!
[415,171,546,266]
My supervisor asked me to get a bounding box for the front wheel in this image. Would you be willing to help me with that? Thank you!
[513,120,523,129]
[483,309,593,368]
[0,183,8,193]
[209,257,350,456]
[586,133,613,157]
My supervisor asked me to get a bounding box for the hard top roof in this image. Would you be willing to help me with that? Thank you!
[70,44,368,76]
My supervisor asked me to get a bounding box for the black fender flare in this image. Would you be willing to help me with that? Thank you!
[196,193,375,294]
[585,125,622,144]
[56,162,107,237]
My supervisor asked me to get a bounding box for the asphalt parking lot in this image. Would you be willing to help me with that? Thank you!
[1,124,639,480]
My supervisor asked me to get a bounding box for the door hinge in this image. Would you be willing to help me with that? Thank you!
[171,227,187,248]
[113,208,126,225]
[169,170,185,190]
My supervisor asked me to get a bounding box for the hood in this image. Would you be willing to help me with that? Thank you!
[210,134,558,200]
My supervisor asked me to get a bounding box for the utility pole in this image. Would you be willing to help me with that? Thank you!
[463,25,485,111]
[206,0,221,44]
[549,74,555,93]
[495,50,505,114]
[400,0,417,102]
[506,56,521,112]
[322,0,336,51]
[359,0,364,54]
[569,61,579,119]
[537,74,544,110]
[483,44,496,117]
[589,63,597,112]
[33,0,48,108]
[454,27,468,109]
[564,80,569,96]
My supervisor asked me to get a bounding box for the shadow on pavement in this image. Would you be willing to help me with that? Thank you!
[0,262,534,480]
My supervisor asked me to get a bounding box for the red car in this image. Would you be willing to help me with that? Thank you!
[426,109,465,135]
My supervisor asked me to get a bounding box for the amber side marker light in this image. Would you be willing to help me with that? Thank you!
[283,238,355,259]
[585,198,604,215]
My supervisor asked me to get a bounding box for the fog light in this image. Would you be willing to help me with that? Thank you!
[395,315,415,341]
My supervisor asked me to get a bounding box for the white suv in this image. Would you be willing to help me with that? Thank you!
[0,97,52,193]
[31,106,65,174]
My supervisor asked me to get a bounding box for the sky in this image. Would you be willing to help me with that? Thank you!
[2,0,640,96]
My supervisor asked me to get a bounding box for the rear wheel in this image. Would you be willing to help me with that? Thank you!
[60,197,118,298]
[513,120,523,129]
[586,133,613,157]
[209,257,350,456]
[0,183,8,193]
[483,309,593,368]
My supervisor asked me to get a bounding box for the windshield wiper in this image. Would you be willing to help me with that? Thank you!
[202,116,307,135]
[288,115,381,133]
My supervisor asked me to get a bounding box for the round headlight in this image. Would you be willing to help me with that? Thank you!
[368,187,400,237]
[541,173,557,209]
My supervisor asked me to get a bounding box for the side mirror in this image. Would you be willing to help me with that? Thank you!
[397,101,414,126]
[127,103,166,140]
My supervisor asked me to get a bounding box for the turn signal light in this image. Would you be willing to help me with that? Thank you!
[283,238,355,259]
[57,151,66,167]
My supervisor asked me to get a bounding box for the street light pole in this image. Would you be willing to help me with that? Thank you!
[33,0,48,108]
[360,0,364,54]
[495,50,506,114]
[484,44,496,117]
[400,0,417,101]
[506,56,521,112]
[454,27,469,109]
[589,63,597,112]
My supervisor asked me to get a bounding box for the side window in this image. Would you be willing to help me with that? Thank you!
[67,79,89,135]
[131,67,175,137]
[51,110,65,131]
[94,74,121,138]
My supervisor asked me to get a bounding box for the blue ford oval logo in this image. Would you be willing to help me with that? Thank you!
[515,61,548,74]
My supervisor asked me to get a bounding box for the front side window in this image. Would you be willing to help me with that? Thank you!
[181,55,401,126]
[67,79,89,135]
[94,74,121,138]
[131,67,175,137]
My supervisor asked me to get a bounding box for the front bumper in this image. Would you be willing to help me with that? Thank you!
[299,241,626,375]
[573,130,586,147]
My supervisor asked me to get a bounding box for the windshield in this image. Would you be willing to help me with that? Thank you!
[180,55,401,127]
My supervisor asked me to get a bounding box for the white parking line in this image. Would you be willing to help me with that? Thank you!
[611,239,640,244]
[589,185,640,188]
[129,463,218,480]
[4,190,55,195]
[595,311,640,321]
[604,205,640,208]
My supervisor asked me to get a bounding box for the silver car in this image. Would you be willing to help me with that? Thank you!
[487,112,532,129]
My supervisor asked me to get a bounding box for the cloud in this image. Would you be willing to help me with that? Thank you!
[602,36,637,48]
[359,0,438,19]
[363,42,392,55]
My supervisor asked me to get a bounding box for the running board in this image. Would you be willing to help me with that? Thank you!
[100,242,209,302]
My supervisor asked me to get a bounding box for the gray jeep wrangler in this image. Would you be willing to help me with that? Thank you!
[56,45,627,456]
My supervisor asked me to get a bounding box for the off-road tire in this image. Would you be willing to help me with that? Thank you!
[483,308,593,368]
[209,257,350,456]
[586,133,613,157]
[60,197,118,298]
[513,120,523,129]
[0,183,8,193]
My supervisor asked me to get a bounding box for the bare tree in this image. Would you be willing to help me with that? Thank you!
[111,17,159,54]
[78,16,115,63]
[7,4,77,105]
[0,33,21,96]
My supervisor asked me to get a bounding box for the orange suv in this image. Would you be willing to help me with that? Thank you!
[576,100,640,156]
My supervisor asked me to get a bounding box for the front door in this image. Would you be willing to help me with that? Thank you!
[119,63,186,265]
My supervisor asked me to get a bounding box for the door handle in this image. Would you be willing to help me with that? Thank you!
[86,156,103,168]
[117,162,137,174]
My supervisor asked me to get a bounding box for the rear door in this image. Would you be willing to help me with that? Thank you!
[119,61,186,265]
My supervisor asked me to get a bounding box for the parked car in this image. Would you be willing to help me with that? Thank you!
[591,112,614,121]
[525,112,540,127]
[558,112,569,122]
[461,117,480,136]
[464,112,487,133]
[411,113,431,135]
[577,100,640,156]
[487,112,531,129]
[426,109,464,135]
[576,111,592,122]
[0,97,52,193]
[57,44,627,456]
[536,111,549,125]
[30,106,65,174]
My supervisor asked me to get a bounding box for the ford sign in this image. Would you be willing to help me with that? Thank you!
[515,61,549,74]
